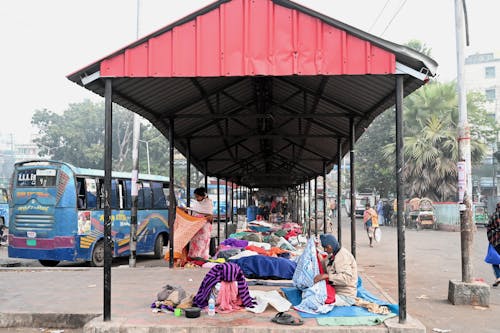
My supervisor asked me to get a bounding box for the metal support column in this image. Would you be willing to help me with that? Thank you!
[308,180,311,237]
[217,177,221,245]
[314,177,318,236]
[168,118,176,268]
[225,179,228,239]
[337,140,342,246]
[349,118,356,258]
[396,75,407,322]
[186,140,191,207]
[204,161,208,190]
[303,182,306,228]
[103,79,113,321]
[231,182,234,224]
[323,161,327,234]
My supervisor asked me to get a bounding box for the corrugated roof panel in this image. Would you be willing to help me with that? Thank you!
[99,0,396,78]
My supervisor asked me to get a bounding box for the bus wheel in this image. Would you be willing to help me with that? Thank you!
[39,260,59,267]
[91,240,105,267]
[153,235,164,259]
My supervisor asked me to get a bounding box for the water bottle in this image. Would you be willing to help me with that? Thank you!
[208,296,215,316]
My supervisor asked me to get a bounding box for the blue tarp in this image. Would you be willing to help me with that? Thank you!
[281,277,399,318]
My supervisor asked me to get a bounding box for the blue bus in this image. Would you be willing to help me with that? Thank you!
[207,183,232,221]
[0,187,9,240]
[8,160,172,267]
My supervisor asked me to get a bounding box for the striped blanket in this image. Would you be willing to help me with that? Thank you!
[193,262,254,308]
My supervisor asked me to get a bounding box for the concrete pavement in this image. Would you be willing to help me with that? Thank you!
[0,249,425,333]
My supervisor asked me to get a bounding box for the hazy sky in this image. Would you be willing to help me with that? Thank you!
[1,0,498,145]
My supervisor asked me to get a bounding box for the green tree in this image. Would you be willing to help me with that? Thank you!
[355,109,395,197]
[382,81,492,201]
[32,99,135,171]
[405,39,432,57]
[31,99,205,187]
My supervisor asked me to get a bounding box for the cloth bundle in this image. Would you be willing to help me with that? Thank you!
[164,207,206,261]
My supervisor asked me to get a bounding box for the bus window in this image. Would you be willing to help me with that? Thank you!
[137,182,144,209]
[142,181,152,209]
[118,180,125,209]
[76,178,86,209]
[152,182,167,209]
[17,168,57,187]
[97,179,119,209]
[111,180,119,209]
[162,183,172,207]
[85,178,97,209]
[124,180,132,209]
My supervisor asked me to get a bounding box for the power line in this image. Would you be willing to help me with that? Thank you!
[380,0,408,36]
[369,0,392,32]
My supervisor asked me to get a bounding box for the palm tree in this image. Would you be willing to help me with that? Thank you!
[383,82,488,201]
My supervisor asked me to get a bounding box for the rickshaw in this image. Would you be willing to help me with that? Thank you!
[405,197,421,228]
[415,197,436,230]
[405,197,436,229]
[473,202,489,226]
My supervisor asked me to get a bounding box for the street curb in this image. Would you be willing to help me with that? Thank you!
[82,316,389,333]
[0,313,100,329]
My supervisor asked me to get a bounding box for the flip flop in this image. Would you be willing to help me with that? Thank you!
[271,312,304,326]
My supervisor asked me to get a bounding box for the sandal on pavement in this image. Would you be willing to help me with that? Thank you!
[271,312,304,326]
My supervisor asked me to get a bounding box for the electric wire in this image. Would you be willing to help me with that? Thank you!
[380,0,408,36]
[369,0,392,32]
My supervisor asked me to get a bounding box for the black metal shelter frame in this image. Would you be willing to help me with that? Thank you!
[68,0,437,324]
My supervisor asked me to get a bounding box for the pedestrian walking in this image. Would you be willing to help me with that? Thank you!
[330,198,337,218]
[486,202,500,287]
[377,200,385,226]
[363,203,378,247]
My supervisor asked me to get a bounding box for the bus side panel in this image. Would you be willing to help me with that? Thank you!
[75,209,170,258]
[135,209,170,254]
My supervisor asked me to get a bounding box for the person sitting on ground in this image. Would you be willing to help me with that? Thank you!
[314,234,358,305]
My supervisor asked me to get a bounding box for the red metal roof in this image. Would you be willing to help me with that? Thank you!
[67,0,437,188]
[100,0,395,78]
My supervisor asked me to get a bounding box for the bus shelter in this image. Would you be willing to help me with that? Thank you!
[67,0,437,324]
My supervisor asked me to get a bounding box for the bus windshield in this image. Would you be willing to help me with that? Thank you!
[0,188,7,204]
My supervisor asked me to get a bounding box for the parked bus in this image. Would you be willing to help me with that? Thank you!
[0,187,9,240]
[8,160,172,267]
[207,182,232,221]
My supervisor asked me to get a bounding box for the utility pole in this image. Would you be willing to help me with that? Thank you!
[455,0,473,284]
[129,0,141,268]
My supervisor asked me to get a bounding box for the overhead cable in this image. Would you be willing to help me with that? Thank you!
[369,0,391,32]
[380,0,408,36]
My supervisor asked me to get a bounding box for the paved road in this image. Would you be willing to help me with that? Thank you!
[1,219,498,333]
[348,220,499,333]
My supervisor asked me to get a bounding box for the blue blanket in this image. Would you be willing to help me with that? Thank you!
[281,277,399,318]
[230,255,296,280]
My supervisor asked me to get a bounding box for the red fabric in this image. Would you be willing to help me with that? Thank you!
[285,230,299,240]
[318,254,336,304]
[216,281,243,313]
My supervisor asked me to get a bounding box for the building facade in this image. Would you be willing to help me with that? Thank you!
[465,52,500,213]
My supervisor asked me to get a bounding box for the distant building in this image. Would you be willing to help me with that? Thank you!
[465,51,500,212]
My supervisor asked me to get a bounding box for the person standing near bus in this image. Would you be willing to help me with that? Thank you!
[187,187,214,260]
